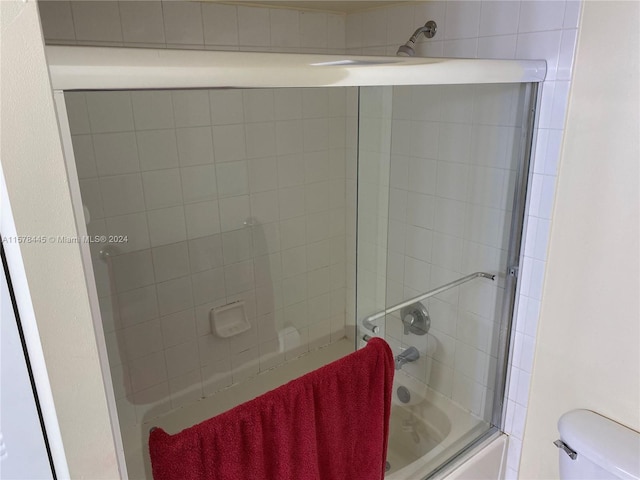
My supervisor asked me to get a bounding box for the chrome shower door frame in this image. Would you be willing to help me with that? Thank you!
[47,46,546,480]
[491,82,540,428]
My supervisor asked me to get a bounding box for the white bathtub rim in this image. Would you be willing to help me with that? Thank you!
[430,431,507,480]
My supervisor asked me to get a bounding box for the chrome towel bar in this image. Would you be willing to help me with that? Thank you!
[362,271,495,333]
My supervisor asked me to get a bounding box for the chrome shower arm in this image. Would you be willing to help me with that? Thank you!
[396,21,437,56]
[408,21,437,44]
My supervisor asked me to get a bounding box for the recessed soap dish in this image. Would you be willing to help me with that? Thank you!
[210,301,250,338]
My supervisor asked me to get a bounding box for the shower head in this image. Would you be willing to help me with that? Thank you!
[396,43,416,57]
[396,21,437,57]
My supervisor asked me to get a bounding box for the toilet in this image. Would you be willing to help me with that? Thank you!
[556,409,640,479]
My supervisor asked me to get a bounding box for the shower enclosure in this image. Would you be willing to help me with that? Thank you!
[49,46,542,479]
[356,82,536,478]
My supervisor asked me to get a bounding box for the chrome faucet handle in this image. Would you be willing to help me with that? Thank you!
[402,314,415,334]
[400,302,430,336]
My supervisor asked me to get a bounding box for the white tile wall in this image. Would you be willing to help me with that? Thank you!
[71,0,123,44]
[162,1,204,46]
[67,85,350,432]
[119,1,166,45]
[39,0,346,54]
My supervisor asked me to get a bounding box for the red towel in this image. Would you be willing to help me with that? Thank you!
[149,338,394,480]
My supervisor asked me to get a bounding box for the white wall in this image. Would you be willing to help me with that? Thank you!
[520,2,640,477]
[0,1,120,477]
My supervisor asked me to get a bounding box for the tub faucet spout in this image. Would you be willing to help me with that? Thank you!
[395,347,420,370]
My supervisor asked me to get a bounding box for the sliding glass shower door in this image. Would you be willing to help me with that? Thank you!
[356,82,536,478]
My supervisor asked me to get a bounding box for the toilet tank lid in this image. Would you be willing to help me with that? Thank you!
[558,410,640,480]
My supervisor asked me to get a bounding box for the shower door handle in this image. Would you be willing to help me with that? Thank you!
[363,318,379,334]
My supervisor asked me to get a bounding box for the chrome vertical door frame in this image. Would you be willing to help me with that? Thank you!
[491,82,540,428]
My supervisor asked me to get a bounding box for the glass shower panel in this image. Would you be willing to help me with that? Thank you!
[355,86,393,330]
[357,82,532,478]
[65,86,355,477]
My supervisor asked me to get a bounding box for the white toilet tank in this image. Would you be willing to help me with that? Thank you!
[556,409,640,480]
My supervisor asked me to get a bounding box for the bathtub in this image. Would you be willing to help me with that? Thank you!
[385,371,489,479]
[122,339,497,479]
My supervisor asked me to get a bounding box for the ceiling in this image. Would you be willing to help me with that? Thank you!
[209,1,410,14]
